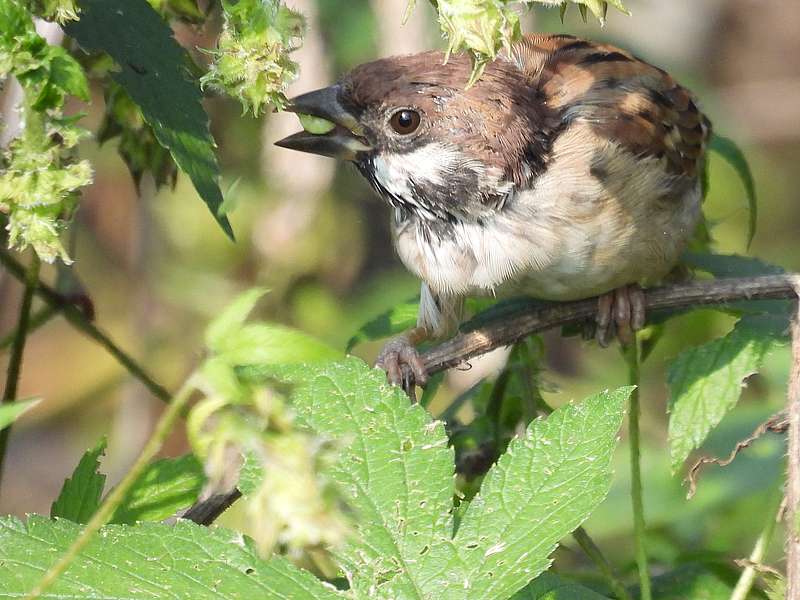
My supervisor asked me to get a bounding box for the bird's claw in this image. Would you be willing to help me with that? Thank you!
[376,337,428,399]
[596,284,646,347]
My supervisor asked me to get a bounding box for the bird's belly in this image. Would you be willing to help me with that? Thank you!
[393,176,701,301]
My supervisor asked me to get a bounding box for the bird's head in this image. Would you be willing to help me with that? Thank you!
[275,51,557,222]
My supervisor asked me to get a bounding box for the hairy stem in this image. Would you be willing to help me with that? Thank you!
[0,253,40,488]
[24,378,195,599]
[786,281,800,599]
[625,337,651,600]
[0,249,170,403]
[729,484,783,600]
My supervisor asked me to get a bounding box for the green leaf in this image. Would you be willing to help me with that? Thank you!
[454,387,632,600]
[710,133,757,248]
[0,398,40,430]
[270,360,628,598]
[50,437,107,524]
[684,252,784,278]
[65,0,233,238]
[273,358,460,598]
[205,288,267,351]
[47,47,90,102]
[511,573,610,599]
[668,315,785,472]
[346,299,419,351]
[111,454,206,524]
[0,515,343,598]
[205,288,341,365]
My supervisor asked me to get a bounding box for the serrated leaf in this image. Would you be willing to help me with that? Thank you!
[50,437,107,524]
[346,300,419,351]
[668,315,784,472]
[455,387,631,599]
[0,397,40,430]
[252,360,629,598]
[511,572,610,599]
[272,358,461,598]
[710,133,757,248]
[0,515,343,598]
[64,0,233,238]
[111,454,205,524]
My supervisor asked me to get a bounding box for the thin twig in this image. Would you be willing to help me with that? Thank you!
[730,484,784,600]
[0,249,171,403]
[0,253,40,488]
[421,274,798,375]
[572,527,633,600]
[24,378,196,599]
[625,338,651,600]
[686,410,789,499]
[786,279,800,599]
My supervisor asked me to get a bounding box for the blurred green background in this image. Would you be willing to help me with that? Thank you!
[1,0,798,579]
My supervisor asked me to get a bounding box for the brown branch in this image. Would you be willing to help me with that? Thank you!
[786,281,800,599]
[422,274,799,375]
[686,410,788,499]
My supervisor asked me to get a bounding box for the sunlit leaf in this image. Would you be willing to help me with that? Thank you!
[111,454,206,524]
[346,299,419,351]
[51,437,106,524]
[668,315,785,473]
[0,398,40,430]
[0,516,343,598]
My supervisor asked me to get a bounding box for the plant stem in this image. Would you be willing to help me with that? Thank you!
[0,253,40,488]
[572,527,633,600]
[625,336,651,600]
[0,249,170,403]
[24,377,196,599]
[0,305,56,350]
[786,280,800,599]
[729,484,783,600]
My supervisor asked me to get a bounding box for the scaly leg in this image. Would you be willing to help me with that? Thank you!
[596,284,646,347]
[376,326,430,398]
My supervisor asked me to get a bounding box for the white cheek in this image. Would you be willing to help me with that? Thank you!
[372,142,461,193]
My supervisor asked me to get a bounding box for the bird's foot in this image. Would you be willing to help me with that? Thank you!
[376,335,428,399]
[596,284,646,347]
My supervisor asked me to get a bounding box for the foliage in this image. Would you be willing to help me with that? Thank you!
[667,314,786,473]
[64,0,233,238]
[200,0,306,115]
[0,1,793,599]
[50,437,106,523]
[0,0,92,262]
[0,397,39,429]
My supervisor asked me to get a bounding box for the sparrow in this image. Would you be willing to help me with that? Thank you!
[275,33,711,389]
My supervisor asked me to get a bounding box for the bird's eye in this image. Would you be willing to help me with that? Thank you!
[389,109,421,135]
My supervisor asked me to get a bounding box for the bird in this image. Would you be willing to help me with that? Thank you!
[275,32,711,390]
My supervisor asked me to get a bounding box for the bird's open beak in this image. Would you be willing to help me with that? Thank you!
[274,85,371,161]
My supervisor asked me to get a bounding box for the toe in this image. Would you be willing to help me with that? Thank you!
[596,293,614,347]
[630,285,646,331]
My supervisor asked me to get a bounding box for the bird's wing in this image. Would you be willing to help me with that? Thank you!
[508,33,711,179]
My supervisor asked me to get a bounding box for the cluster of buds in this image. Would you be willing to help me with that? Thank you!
[411,0,629,85]
[201,0,306,115]
[0,0,92,263]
